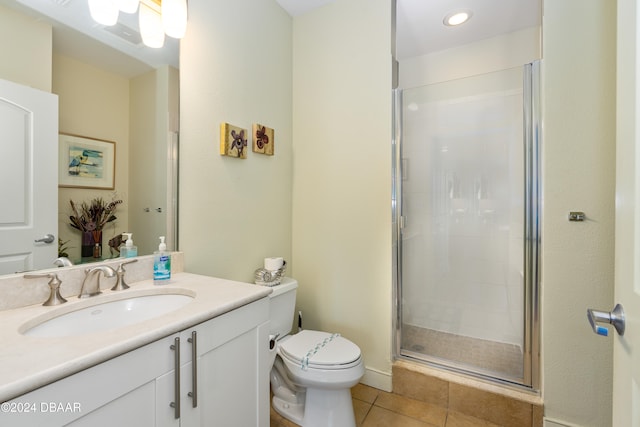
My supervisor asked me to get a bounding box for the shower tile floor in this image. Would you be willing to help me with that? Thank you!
[401,324,523,380]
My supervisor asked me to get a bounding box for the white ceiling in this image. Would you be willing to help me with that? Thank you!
[0,0,540,78]
[395,0,541,59]
[274,0,541,60]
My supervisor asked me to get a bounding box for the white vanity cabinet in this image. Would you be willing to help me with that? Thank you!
[2,297,270,427]
[156,298,271,427]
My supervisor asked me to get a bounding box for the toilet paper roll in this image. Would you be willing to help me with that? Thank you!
[264,257,284,271]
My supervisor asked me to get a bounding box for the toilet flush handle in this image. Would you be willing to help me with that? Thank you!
[269,333,280,350]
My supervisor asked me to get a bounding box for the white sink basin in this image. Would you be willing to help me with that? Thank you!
[23,294,194,337]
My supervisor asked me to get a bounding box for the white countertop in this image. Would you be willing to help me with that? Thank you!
[0,272,272,402]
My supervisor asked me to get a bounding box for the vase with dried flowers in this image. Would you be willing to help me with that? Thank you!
[69,197,123,258]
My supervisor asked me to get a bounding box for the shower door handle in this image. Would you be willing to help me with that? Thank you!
[587,304,625,337]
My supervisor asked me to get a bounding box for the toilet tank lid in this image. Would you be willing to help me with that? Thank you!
[268,277,298,298]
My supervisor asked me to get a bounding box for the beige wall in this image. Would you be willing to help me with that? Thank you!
[291,0,393,390]
[0,4,51,92]
[129,70,157,256]
[541,1,616,425]
[179,0,293,281]
[128,66,178,256]
[53,54,130,260]
[179,0,392,389]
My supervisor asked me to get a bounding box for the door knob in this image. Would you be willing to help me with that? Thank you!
[34,234,55,244]
[587,303,625,337]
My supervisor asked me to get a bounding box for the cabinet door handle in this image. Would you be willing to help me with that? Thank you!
[170,337,181,419]
[188,331,198,408]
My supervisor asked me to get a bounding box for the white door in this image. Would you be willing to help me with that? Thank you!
[613,0,640,425]
[0,78,58,274]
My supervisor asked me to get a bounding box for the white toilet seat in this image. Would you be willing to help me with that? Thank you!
[279,330,362,371]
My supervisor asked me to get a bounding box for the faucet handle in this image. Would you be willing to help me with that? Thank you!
[24,273,67,306]
[118,259,138,268]
[112,259,138,291]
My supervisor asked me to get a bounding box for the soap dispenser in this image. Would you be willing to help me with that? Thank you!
[153,236,171,284]
[120,233,138,258]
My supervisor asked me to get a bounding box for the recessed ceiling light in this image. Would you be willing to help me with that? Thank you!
[443,10,472,27]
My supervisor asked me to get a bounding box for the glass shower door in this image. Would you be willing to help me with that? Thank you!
[397,64,539,386]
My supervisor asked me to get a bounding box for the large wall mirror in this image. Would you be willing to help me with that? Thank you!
[0,0,179,275]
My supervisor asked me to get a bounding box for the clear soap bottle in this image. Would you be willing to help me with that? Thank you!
[120,233,138,258]
[153,236,171,284]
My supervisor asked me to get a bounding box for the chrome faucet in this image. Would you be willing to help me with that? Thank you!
[53,257,73,267]
[79,265,116,298]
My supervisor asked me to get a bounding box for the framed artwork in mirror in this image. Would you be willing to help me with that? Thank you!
[58,133,115,189]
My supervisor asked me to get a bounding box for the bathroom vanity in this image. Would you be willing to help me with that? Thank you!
[0,266,272,427]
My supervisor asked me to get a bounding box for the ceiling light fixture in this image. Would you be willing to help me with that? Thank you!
[88,0,119,26]
[88,0,187,48]
[116,0,139,14]
[443,10,472,27]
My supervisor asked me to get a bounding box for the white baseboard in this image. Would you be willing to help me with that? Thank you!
[544,417,580,427]
[360,366,392,392]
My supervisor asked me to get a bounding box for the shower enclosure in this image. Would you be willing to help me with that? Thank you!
[393,62,540,388]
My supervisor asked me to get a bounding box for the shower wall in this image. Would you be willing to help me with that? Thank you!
[402,68,524,347]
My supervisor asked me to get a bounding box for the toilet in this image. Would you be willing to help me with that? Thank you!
[267,278,364,427]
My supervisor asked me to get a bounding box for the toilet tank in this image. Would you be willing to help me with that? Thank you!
[268,277,298,338]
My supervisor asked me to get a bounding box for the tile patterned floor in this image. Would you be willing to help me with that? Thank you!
[270,384,503,427]
[401,325,523,380]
